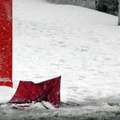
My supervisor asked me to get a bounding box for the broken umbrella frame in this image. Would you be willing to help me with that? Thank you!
[8,76,61,109]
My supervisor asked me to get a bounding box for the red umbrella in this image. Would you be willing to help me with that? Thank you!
[9,76,61,108]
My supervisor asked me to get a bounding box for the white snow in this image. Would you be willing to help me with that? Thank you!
[0,0,120,119]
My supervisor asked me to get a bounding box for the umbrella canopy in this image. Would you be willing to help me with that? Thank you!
[9,76,61,108]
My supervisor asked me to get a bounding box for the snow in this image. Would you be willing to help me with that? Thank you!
[0,0,120,119]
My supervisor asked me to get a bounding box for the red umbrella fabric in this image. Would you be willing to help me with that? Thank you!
[9,76,61,108]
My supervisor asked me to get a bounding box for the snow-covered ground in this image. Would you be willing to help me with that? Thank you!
[0,0,120,119]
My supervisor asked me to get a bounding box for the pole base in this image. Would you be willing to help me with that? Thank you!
[0,80,12,87]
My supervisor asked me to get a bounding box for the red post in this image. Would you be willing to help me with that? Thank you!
[0,0,12,87]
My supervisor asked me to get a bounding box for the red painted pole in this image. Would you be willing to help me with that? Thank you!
[0,0,12,87]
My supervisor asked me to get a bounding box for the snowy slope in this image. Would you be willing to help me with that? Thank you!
[0,0,120,119]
